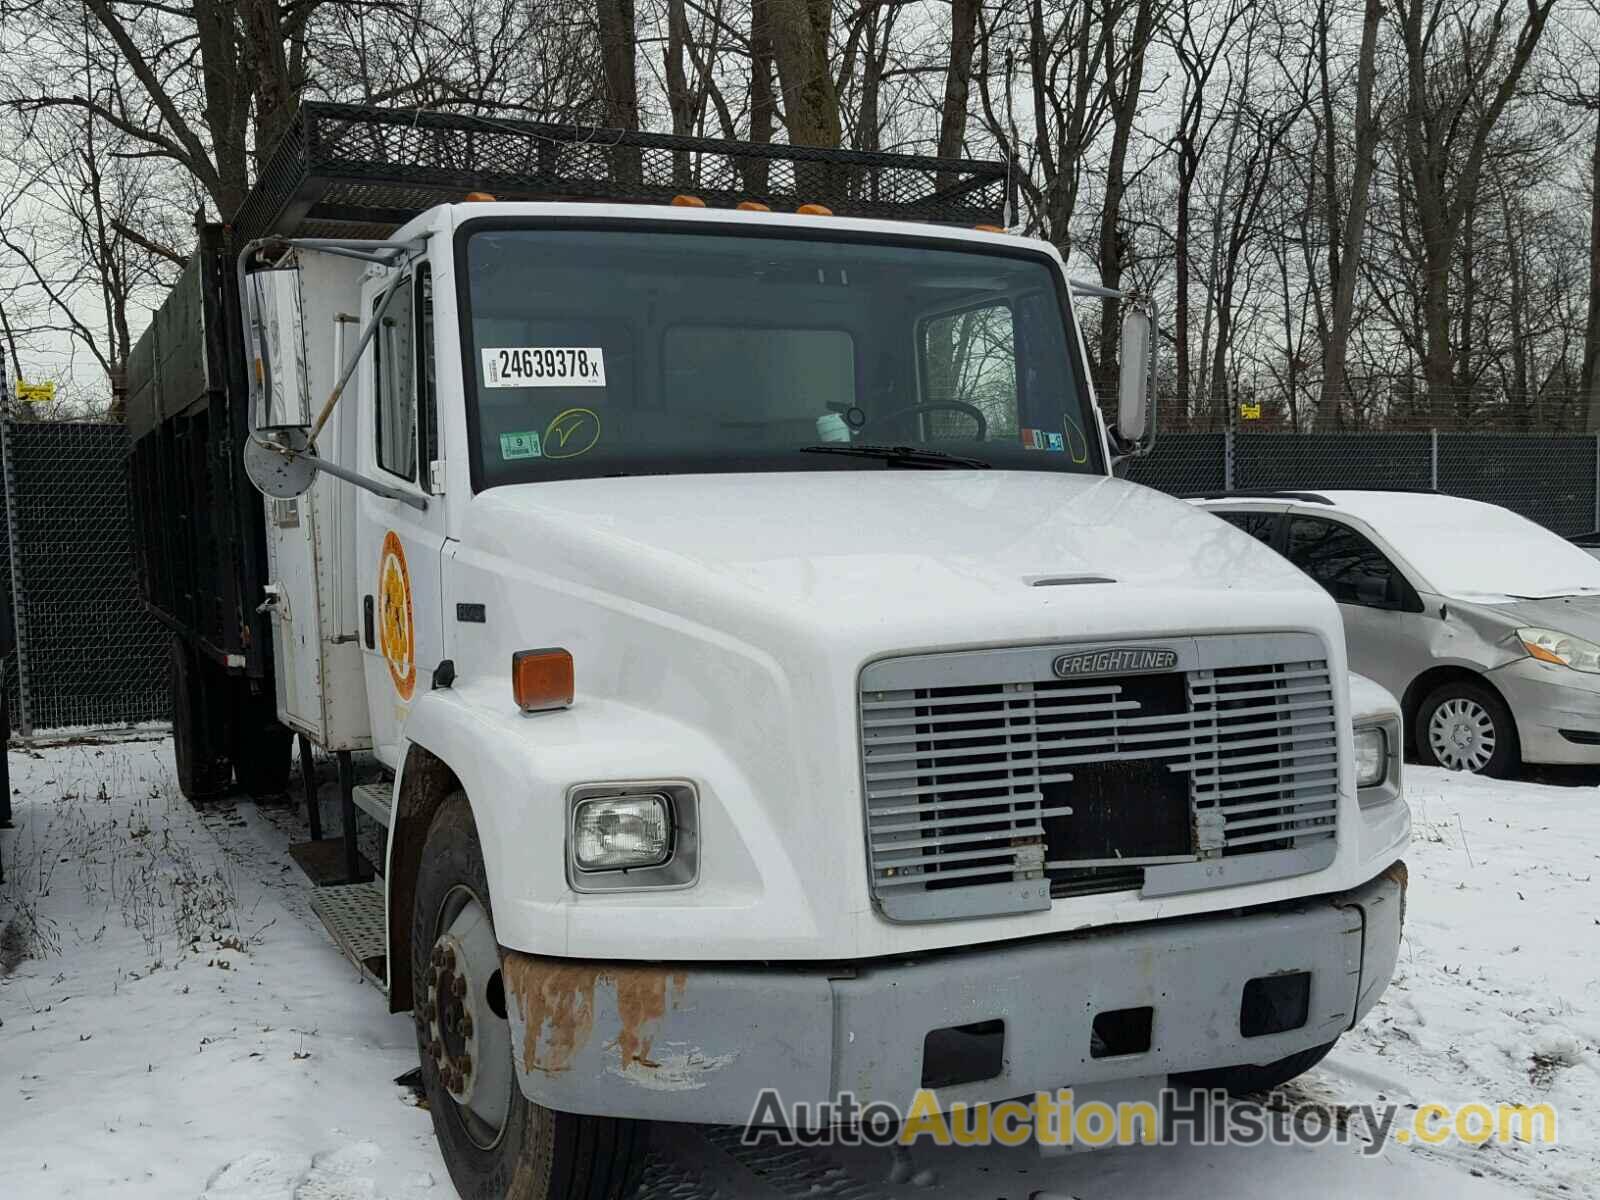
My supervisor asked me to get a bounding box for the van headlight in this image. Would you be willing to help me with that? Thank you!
[1518,627,1600,673]
[566,782,699,891]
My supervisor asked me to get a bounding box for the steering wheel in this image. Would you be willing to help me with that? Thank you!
[866,401,988,441]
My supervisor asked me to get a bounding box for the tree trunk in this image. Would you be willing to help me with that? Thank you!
[597,0,640,186]
[1095,0,1156,394]
[1317,0,1381,429]
[241,0,295,167]
[768,0,842,148]
[744,0,777,193]
[665,0,693,186]
[937,0,978,180]
[1584,108,1600,431]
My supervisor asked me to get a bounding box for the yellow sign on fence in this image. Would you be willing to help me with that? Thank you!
[15,380,55,403]
[1239,401,1262,420]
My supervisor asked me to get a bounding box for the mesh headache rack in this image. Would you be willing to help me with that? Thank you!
[232,102,1012,243]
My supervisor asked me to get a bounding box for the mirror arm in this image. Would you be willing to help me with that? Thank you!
[306,452,428,511]
[305,265,407,449]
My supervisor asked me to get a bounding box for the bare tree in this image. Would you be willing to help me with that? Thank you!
[1395,0,1555,401]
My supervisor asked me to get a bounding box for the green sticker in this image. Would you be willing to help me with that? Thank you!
[500,430,542,460]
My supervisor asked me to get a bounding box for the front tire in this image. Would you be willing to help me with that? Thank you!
[412,793,644,1200]
[1415,680,1519,777]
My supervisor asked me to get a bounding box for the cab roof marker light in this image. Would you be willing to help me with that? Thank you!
[671,194,707,208]
[796,203,833,216]
[737,200,772,212]
[464,191,497,202]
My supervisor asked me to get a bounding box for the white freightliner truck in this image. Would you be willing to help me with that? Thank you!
[126,105,1410,1199]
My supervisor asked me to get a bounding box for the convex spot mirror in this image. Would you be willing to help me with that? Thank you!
[244,424,317,499]
[1117,308,1153,445]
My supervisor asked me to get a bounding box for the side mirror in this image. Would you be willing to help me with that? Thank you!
[1116,307,1153,448]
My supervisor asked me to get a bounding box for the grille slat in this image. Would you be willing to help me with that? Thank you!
[859,638,1341,922]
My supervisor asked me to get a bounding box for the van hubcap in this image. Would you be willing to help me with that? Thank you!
[1429,698,1496,772]
[425,886,514,1148]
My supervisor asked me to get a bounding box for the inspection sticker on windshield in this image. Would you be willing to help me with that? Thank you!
[482,347,606,388]
[499,431,542,460]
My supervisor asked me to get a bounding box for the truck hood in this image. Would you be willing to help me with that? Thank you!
[443,471,1372,964]
[466,469,1324,641]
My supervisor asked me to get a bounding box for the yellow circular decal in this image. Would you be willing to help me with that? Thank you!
[379,531,416,700]
[543,407,601,459]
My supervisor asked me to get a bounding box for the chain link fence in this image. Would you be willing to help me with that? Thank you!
[1,420,169,735]
[1129,430,1600,536]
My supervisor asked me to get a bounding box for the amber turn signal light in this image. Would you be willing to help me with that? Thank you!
[796,203,833,216]
[513,648,574,712]
[737,200,772,212]
[464,191,497,202]
[671,194,707,207]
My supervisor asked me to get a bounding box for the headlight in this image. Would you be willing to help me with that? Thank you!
[1354,726,1389,787]
[572,794,672,871]
[1518,627,1600,673]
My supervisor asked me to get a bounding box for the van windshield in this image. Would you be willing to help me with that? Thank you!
[458,223,1102,489]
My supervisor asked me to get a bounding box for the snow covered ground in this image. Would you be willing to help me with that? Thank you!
[0,736,1595,1199]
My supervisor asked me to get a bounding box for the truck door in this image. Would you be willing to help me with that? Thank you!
[355,264,447,767]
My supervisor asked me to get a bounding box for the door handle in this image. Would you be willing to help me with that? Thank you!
[364,594,375,649]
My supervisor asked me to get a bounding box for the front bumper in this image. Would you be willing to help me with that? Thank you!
[1489,657,1600,764]
[502,863,1407,1123]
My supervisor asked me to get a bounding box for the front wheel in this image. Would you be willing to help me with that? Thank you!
[412,793,645,1200]
[1415,680,1519,777]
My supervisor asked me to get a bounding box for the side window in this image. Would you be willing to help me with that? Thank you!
[1218,511,1279,547]
[375,277,416,482]
[1287,516,1409,609]
[416,266,437,475]
[920,302,1018,441]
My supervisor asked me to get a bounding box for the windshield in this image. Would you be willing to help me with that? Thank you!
[458,223,1102,488]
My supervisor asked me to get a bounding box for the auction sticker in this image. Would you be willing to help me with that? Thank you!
[482,347,606,388]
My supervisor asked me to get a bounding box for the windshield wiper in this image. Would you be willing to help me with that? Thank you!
[798,443,990,469]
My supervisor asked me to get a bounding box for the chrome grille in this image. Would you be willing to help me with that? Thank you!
[859,636,1340,921]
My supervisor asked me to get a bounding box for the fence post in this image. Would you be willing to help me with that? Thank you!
[1431,428,1439,491]
[0,421,33,738]
[1224,429,1235,491]
[1594,433,1599,533]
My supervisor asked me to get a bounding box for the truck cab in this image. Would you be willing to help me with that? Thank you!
[131,105,1409,1200]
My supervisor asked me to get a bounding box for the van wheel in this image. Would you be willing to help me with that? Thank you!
[171,637,231,801]
[1172,1038,1338,1097]
[1416,680,1519,776]
[412,793,644,1200]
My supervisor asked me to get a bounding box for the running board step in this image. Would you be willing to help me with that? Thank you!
[309,881,387,990]
[352,782,393,827]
